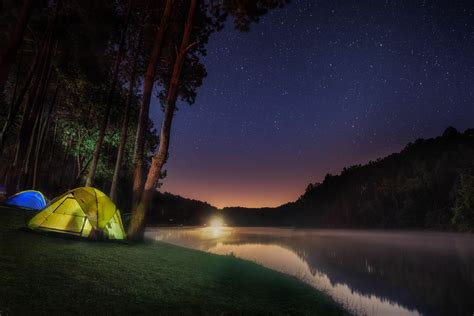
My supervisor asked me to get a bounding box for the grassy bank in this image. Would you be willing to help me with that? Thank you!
[0,207,344,315]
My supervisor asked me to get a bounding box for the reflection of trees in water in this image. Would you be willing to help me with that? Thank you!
[224,232,474,316]
[147,227,237,250]
[150,228,474,316]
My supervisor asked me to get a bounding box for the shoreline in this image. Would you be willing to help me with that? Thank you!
[0,207,345,315]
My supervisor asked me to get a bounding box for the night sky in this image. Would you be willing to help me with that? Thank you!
[151,0,474,208]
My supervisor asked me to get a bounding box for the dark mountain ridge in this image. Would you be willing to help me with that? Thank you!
[149,127,474,232]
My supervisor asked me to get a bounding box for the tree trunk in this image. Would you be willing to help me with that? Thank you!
[32,84,58,189]
[0,55,22,155]
[0,29,45,156]
[75,156,92,185]
[131,0,173,208]
[9,52,23,106]
[0,0,33,94]
[49,121,57,164]
[110,24,144,202]
[22,111,41,187]
[7,0,60,192]
[85,0,133,187]
[128,0,198,241]
[59,136,73,190]
[9,33,54,192]
[30,104,47,189]
[24,62,53,177]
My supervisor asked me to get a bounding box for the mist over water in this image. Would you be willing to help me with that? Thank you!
[146,227,474,316]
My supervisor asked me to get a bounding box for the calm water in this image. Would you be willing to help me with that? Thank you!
[145,227,474,316]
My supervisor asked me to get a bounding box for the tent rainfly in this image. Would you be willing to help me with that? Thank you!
[28,187,125,240]
[5,190,48,210]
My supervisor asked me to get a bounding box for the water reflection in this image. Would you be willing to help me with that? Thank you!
[146,228,474,316]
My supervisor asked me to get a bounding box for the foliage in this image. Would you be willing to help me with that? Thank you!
[0,0,289,220]
[0,0,158,209]
[146,191,218,225]
[254,127,474,231]
[451,174,474,232]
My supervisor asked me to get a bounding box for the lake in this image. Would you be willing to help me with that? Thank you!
[145,227,474,316]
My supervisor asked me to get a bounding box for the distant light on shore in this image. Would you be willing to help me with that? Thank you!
[207,216,228,238]
[210,216,224,228]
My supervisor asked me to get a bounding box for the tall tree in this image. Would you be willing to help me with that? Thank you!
[7,0,60,192]
[0,0,33,95]
[85,0,133,187]
[0,0,159,199]
[128,0,198,241]
[131,0,173,207]
[126,0,288,240]
[110,18,145,202]
[32,84,59,189]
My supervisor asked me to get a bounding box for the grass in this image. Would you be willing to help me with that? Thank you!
[0,206,344,315]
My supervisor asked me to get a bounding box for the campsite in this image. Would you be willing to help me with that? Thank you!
[0,206,342,315]
[1,0,473,315]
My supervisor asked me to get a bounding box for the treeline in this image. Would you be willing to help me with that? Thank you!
[224,127,474,232]
[151,127,474,232]
[0,0,288,240]
[147,192,218,225]
[284,127,474,231]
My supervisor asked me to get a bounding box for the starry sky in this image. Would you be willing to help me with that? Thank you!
[151,0,474,208]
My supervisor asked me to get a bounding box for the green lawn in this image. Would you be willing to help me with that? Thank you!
[0,206,344,315]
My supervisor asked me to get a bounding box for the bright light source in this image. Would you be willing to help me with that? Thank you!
[210,217,224,228]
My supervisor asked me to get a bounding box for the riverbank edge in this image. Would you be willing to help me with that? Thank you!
[0,206,346,315]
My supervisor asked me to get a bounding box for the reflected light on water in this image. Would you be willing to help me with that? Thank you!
[209,243,420,316]
[146,227,474,316]
[206,216,228,238]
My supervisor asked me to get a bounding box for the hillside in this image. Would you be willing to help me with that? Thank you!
[290,127,474,229]
[150,127,474,232]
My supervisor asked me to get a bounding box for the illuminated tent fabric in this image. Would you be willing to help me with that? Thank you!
[28,187,125,240]
[5,190,48,210]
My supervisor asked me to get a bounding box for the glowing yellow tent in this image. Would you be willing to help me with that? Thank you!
[28,187,125,240]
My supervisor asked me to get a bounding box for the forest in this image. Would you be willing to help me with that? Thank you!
[150,127,474,232]
[0,0,287,240]
[1,1,472,235]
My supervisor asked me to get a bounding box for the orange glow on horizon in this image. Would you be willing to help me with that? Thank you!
[159,184,300,209]
[161,146,399,208]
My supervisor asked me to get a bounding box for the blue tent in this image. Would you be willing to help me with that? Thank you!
[5,190,48,210]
